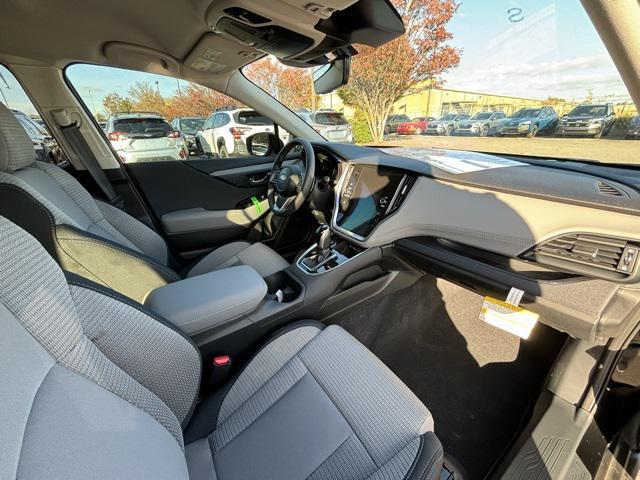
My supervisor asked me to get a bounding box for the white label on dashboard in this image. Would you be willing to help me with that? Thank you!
[381,148,526,174]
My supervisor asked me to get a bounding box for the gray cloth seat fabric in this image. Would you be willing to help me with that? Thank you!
[0,215,443,480]
[0,101,287,281]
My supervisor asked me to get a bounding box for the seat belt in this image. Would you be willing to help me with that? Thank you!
[52,109,125,209]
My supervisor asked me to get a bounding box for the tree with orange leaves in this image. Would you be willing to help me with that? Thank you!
[163,84,241,120]
[244,57,319,110]
[338,0,461,141]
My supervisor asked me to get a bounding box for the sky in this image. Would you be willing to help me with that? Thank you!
[441,0,630,101]
[0,0,632,116]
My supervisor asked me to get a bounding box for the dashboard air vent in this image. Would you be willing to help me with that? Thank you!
[596,181,625,197]
[530,234,639,275]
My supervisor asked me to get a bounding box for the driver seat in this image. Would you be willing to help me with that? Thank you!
[0,103,287,301]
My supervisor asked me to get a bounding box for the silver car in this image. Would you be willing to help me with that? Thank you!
[454,111,506,136]
[296,110,353,143]
[426,113,471,135]
[556,103,616,138]
[106,112,187,163]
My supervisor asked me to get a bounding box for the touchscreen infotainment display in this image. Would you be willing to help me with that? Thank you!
[336,165,405,238]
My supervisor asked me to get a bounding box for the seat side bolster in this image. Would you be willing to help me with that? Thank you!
[403,433,444,480]
[56,224,180,303]
[67,277,202,427]
[96,200,169,266]
[183,319,325,444]
[0,183,60,260]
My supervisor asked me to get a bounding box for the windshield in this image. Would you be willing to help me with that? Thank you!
[234,110,272,126]
[180,118,204,133]
[511,109,541,118]
[568,105,607,117]
[112,118,171,138]
[242,0,636,164]
[313,112,348,125]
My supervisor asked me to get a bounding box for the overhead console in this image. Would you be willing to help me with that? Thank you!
[334,163,415,240]
[205,0,404,66]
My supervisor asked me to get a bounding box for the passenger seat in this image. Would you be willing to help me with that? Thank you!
[0,102,287,302]
[0,215,443,480]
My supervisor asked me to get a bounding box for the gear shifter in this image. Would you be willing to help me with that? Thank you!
[315,224,332,258]
[301,224,334,272]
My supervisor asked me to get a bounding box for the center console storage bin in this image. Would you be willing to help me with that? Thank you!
[144,265,267,335]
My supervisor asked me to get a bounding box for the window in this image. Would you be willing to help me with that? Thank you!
[243,1,636,164]
[0,65,67,165]
[65,64,290,161]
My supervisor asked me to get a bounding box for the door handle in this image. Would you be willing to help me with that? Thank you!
[248,172,270,184]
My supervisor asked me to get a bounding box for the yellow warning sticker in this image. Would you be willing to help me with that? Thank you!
[479,296,539,339]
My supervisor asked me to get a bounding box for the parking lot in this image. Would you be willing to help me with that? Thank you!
[377,134,639,164]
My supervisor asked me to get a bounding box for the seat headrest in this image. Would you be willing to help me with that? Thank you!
[0,102,37,172]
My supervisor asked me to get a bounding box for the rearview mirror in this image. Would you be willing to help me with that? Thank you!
[313,57,351,95]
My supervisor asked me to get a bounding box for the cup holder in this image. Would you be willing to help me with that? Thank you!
[264,270,302,303]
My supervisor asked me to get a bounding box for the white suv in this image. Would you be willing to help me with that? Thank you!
[196,108,276,157]
[106,112,187,163]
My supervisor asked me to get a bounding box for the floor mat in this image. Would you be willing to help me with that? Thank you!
[331,274,566,478]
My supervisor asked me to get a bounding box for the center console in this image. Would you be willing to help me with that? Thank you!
[298,163,415,275]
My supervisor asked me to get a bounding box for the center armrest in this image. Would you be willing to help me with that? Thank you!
[144,265,267,335]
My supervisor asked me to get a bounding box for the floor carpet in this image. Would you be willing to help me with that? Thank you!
[331,274,567,478]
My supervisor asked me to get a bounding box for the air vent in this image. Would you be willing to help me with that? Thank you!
[529,234,639,275]
[387,175,416,214]
[596,181,625,197]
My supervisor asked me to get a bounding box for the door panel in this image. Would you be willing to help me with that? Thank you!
[126,156,277,255]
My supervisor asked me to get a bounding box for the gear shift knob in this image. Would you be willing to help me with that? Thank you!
[316,224,332,252]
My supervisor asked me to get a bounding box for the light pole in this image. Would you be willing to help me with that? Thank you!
[87,88,97,116]
[0,71,11,107]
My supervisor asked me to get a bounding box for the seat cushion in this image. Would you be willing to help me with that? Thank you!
[184,321,443,480]
[187,240,288,278]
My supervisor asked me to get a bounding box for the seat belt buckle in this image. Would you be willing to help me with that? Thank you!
[208,355,232,390]
[110,194,125,210]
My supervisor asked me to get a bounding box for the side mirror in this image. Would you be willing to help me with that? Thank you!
[246,132,280,157]
[313,56,351,95]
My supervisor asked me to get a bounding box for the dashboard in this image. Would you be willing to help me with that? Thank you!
[308,141,640,345]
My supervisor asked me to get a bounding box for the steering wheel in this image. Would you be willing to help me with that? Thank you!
[268,138,316,216]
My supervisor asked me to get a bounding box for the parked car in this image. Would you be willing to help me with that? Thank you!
[626,114,640,139]
[98,121,107,131]
[396,116,436,135]
[197,108,277,157]
[498,107,559,137]
[171,117,206,155]
[426,112,471,135]
[454,111,506,136]
[384,114,411,134]
[296,109,353,143]
[556,103,616,138]
[105,112,187,163]
[11,109,67,165]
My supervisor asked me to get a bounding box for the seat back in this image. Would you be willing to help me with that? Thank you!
[0,216,198,479]
[0,103,176,301]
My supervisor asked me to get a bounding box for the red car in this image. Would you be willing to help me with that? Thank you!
[396,116,436,135]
